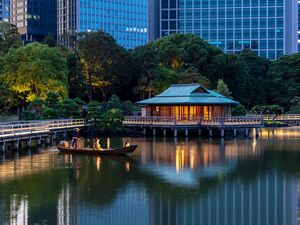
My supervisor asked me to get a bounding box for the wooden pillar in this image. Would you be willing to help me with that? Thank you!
[38,137,42,146]
[27,138,32,148]
[220,129,225,137]
[163,129,167,137]
[142,128,146,136]
[64,131,67,139]
[233,129,237,137]
[185,129,189,137]
[209,129,213,137]
[245,129,249,137]
[198,129,202,136]
[153,128,156,137]
[1,142,6,152]
[174,129,177,137]
[14,140,20,150]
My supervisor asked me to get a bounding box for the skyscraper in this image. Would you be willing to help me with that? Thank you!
[0,0,9,21]
[149,0,298,59]
[57,0,148,49]
[10,0,57,44]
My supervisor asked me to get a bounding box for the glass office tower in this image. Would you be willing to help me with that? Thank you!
[10,0,57,44]
[0,0,9,21]
[149,0,298,59]
[58,0,148,49]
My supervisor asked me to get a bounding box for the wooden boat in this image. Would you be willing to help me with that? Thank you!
[57,145,138,156]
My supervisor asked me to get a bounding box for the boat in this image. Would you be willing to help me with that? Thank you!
[57,145,138,156]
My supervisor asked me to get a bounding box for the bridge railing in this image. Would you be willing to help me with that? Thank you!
[261,114,300,121]
[0,119,85,139]
[123,116,263,127]
[0,122,49,138]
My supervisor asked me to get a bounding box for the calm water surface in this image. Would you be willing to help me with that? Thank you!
[0,128,300,225]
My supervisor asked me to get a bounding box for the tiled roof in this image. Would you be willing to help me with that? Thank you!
[137,84,239,106]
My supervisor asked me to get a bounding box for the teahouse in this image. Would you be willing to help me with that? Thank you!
[137,84,239,120]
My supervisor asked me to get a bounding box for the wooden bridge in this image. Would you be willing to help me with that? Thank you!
[0,119,85,143]
[262,114,300,126]
[123,116,264,137]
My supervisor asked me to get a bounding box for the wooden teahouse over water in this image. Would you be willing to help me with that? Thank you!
[137,84,239,119]
[123,84,264,137]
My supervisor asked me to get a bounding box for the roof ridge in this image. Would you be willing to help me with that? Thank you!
[171,83,200,87]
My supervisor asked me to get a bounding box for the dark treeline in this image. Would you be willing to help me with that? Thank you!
[0,22,299,118]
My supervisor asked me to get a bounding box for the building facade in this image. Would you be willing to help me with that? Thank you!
[57,0,148,49]
[10,0,57,44]
[298,0,300,51]
[0,0,9,21]
[149,0,298,59]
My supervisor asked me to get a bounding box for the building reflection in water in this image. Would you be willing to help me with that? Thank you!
[0,134,299,225]
[9,195,28,225]
[148,171,297,225]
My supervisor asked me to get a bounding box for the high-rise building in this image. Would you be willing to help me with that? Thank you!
[10,0,57,44]
[57,0,148,49]
[0,0,9,21]
[149,0,298,59]
[298,0,300,51]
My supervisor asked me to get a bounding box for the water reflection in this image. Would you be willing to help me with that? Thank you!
[0,129,299,225]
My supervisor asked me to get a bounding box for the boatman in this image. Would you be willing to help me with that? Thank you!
[71,128,80,149]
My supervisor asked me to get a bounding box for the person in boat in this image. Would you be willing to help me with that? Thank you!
[71,128,81,149]
[124,141,130,147]
[94,138,103,150]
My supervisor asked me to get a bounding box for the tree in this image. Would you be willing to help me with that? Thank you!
[0,22,21,53]
[66,53,89,100]
[43,33,57,47]
[152,33,216,71]
[42,107,58,119]
[78,31,133,101]
[289,97,300,113]
[45,92,60,108]
[132,44,159,99]
[58,98,81,118]
[179,67,211,88]
[267,53,300,110]
[216,79,232,98]
[87,101,103,127]
[239,49,270,106]
[107,95,122,110]
[101,108,124,133]
[0,43,68,103]
[232,105,247,116]
[149,67,180,94]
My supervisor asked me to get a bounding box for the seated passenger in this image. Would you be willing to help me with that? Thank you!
[94,138,103,150]
[124,141,130,147]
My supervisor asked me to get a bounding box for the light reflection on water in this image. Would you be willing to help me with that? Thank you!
[0,128,299,225]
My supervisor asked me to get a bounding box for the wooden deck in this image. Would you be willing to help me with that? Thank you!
[123,116,264,129]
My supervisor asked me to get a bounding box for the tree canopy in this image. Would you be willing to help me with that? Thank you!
[0,43,68,103]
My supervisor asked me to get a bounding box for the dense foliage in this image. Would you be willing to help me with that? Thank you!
[0,26,299,118]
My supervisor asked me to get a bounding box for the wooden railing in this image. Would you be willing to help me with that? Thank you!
[261,114,300,121]
[123,116,263,127]
[0,119,85,139]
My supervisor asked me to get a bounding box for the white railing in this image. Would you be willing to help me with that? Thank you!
[0,119,85,139]
[123,116,263,127]
[261,114,300,121]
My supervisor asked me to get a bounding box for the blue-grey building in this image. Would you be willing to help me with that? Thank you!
[57,0,148,49]
[10,0,57,44]
[0,0,9,21]
[149,0,298,59]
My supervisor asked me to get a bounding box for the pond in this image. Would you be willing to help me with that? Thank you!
[0,128,300,225]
